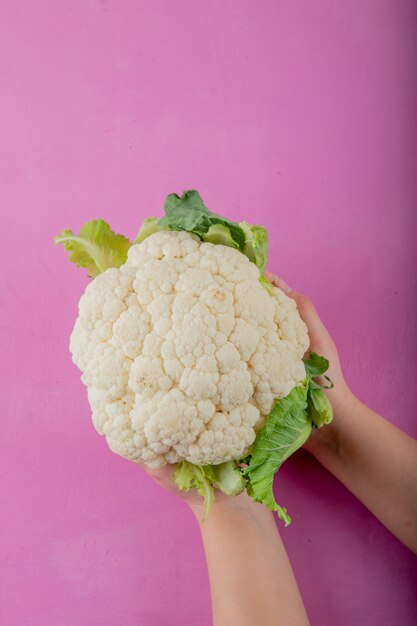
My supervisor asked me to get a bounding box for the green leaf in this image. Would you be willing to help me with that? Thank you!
[132,190,269,273]
[303,352,330,378]
[211,219,247,250]
[240,222,268,273]
[243,385,312,525]
[309,377,334,390]
[203,461,246,496]
[160,190,213,235]
[259,275,275,296]
[134,217,161,243]
[54,219,131,278]
[202,223,239,248]
[308,388,333,428]
[158,190,246,251]
[173,459,245,518]
[173,461,215,520]
[303,352,334,428]
[304,352,334,389]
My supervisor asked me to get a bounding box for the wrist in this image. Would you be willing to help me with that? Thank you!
[326,379,355,415]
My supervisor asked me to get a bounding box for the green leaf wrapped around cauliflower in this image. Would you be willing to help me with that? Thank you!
[69,230,309,469]
[56,190,333,523]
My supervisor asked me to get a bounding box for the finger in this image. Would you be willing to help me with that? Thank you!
[265,271,330,344]
[290,292,329,339]
[265,270,291,294]
[141,463,175,480]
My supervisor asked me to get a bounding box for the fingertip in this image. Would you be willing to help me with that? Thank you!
[265,270,292,294]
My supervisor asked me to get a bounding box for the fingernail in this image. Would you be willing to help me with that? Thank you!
[266,271,292,294]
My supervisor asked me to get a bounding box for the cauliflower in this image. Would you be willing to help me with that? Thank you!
[70,229,309,469]
[56,190,333,524]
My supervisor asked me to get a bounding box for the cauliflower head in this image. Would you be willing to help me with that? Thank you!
[70,230,309,469]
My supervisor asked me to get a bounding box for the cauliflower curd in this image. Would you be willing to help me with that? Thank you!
[56,189,335,523]
[70,230,309,468]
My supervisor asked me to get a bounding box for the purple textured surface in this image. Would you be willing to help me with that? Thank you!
[1,1,416,625]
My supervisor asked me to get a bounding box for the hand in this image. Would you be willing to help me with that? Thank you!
[141,463,271,521]
[143,271,351,509]
[265,271,356,453]
[265,271,352,411]
[140,463,230,517]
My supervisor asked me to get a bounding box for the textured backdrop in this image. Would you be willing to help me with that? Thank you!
[1,1,416,625]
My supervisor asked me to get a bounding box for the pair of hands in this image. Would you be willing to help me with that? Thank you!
[141,271,351,513]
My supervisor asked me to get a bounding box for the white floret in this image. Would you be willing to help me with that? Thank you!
[70,230,309,467]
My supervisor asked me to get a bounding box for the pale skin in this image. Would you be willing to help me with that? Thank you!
[143,270,417,626]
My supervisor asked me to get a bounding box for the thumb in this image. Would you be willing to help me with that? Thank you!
[265,271,331,348]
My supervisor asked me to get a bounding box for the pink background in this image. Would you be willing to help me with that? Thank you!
[1,1,416,624]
